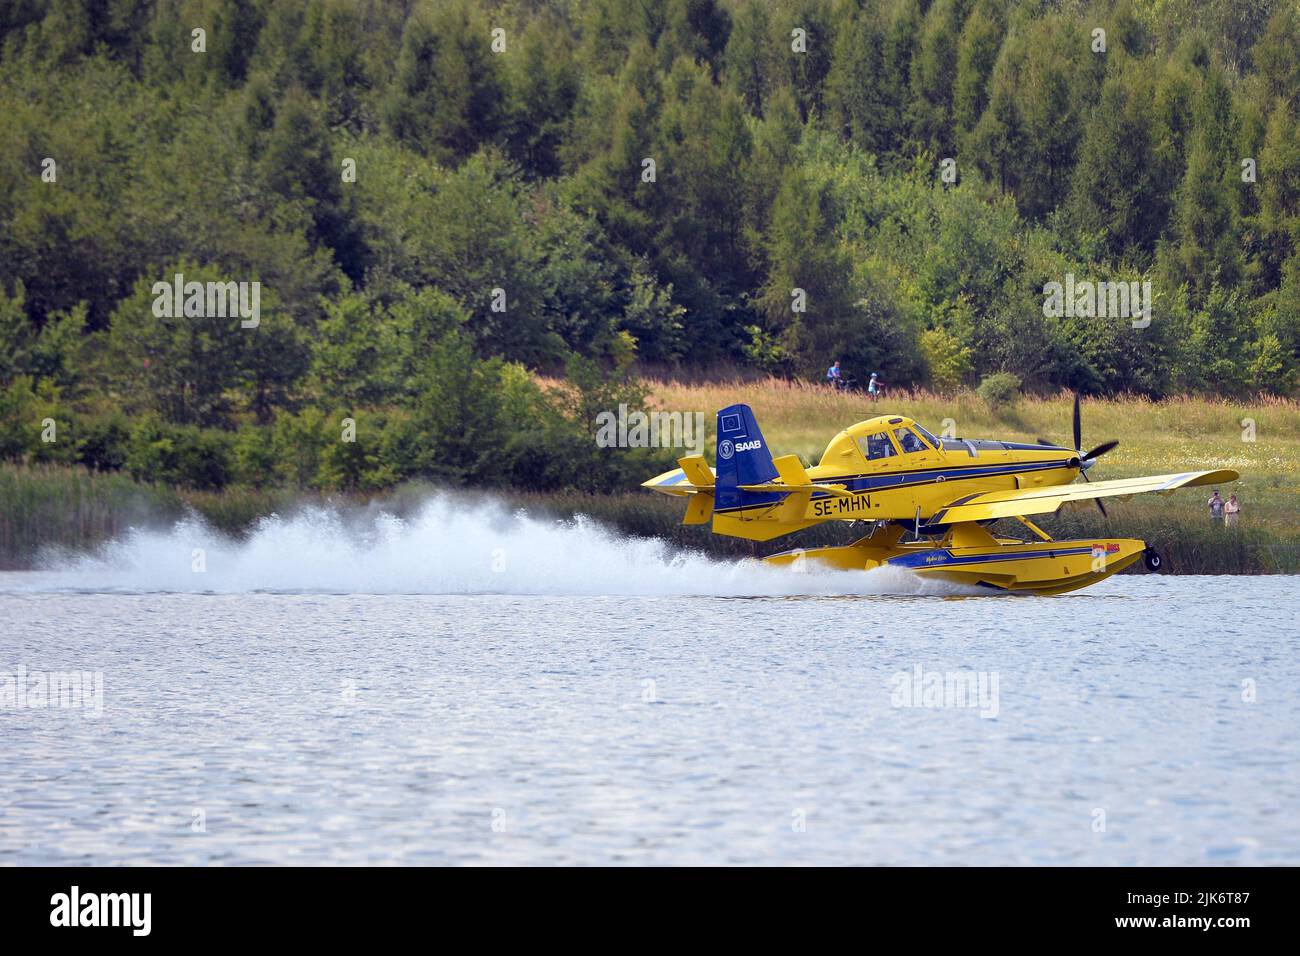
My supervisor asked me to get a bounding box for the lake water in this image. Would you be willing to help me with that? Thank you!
[1,498,1297,865]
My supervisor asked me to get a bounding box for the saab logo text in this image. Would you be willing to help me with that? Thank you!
[50,886,152,936]
[734,440,762,453]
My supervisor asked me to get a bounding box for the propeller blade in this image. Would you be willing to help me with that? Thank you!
[1094,497,1108,518]
[1082,439,1119,461]
[1072,394,1082,452]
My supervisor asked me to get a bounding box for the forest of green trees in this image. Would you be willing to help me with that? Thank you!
[1,0,1299,492]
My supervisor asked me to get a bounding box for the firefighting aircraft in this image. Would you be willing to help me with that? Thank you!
[643,399,1238,594]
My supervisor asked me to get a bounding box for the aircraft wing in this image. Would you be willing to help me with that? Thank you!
[930,470,1240,524]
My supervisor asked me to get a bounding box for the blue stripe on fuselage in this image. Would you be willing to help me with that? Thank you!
[712,458,1071,514]
[887,546,1095,569]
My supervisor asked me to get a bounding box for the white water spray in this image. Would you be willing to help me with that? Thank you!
[19,496,977,596]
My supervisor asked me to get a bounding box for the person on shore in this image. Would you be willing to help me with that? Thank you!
[1208,490,1225,523]
[868,372,883,400]
[827,361,844,390]
[1224,493,1241,528]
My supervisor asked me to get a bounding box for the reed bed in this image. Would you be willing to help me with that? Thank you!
[0,465,300,569]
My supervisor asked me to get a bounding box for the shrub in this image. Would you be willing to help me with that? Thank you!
[920,327,974,393]
[317,412,395,491]
[75,413,131,472]
[977,372,1022,409]
[125,419,233,489]
[742,325,791,375]
[375,412,422,483]
[231,427,277,487]
[270,409,332,488]
[0,376,68,463]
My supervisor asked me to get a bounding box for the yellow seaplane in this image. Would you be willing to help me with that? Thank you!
[643,399,1238,594]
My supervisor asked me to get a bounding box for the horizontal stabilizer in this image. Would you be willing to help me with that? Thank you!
[677,455,714,488]
[641,461,715,496]
[772,454,810,487]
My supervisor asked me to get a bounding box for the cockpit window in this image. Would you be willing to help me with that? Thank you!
[857,432,896,460]
[912,424,941,448]
[893,427,928,454]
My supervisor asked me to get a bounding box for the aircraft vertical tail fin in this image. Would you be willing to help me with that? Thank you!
[714,403,778,512]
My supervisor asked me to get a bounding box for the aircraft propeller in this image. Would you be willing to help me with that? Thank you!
[1041,395,1120,517]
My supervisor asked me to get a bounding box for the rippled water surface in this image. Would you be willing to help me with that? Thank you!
[1,501,1296,865]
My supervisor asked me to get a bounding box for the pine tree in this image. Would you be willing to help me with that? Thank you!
[1067,63,1174,261]
[1166,137,1242,303]
[384,0,506,164]
[505,18,580,179]
[953,0,1004,146]
[908,0,967,158]
[1253,5,1300,111]
[724,0,774,116]
[1247,102,1300,291]
[826,6,890,154]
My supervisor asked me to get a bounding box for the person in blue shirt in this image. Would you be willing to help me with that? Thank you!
[827,361,843,389]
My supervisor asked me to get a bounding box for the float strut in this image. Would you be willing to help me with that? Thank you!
[1014,515,1054,541]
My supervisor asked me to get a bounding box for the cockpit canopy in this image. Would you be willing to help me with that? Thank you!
[819,416,944,466]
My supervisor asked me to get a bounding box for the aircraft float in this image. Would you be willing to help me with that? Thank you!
[643,398,1238,594]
